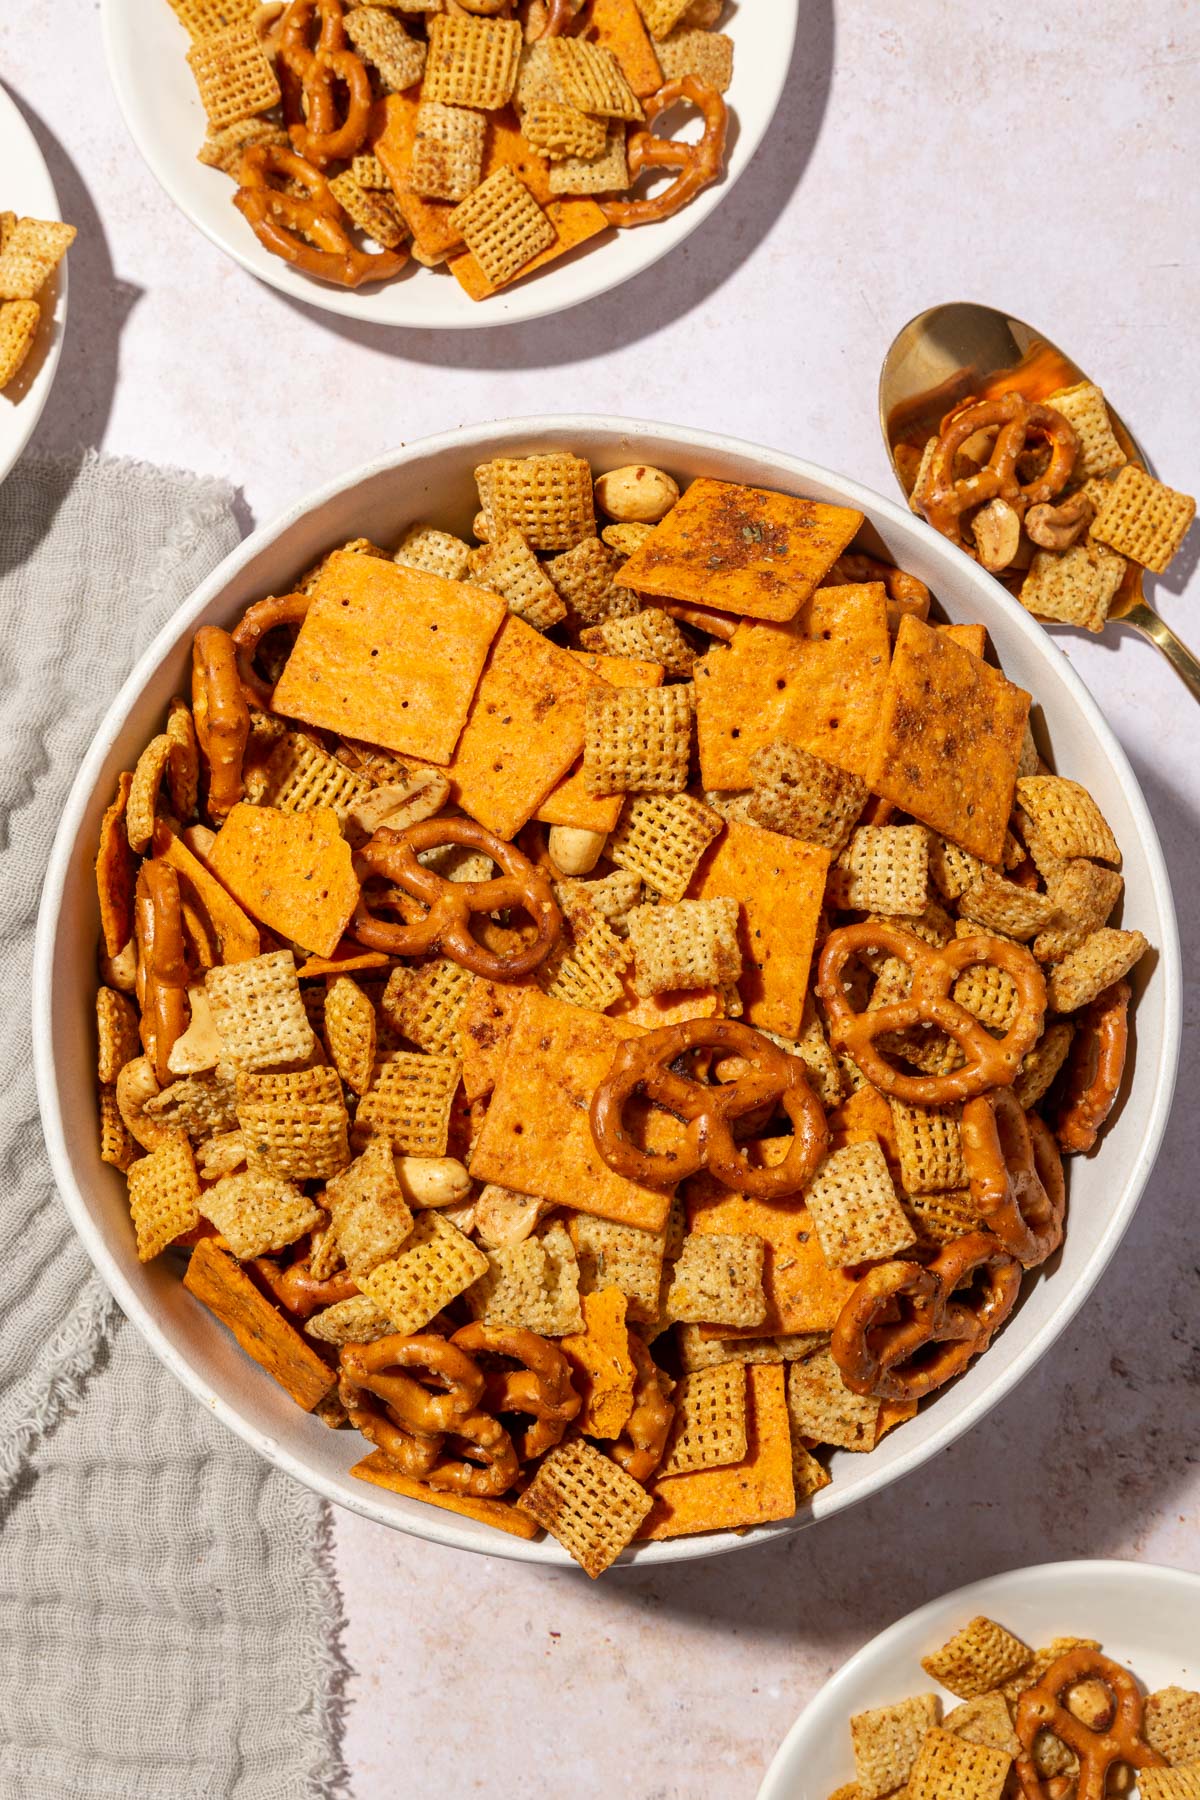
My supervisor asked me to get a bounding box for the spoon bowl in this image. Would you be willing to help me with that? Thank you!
[879,301,1200,695]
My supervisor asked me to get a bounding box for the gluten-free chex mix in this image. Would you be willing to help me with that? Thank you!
[94,452,1148,1575]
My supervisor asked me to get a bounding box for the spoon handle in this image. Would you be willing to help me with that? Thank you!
[1123,600,1200,703]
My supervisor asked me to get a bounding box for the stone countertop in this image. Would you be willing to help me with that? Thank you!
[4,1,1198,1793]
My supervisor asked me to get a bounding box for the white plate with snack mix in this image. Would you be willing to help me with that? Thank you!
[759,1559,1200,1799]
[34,418,1180,1575]
[102,0,797,327]
[0,84,75,485]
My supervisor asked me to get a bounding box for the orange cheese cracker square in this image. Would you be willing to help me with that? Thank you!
[640,1363,795,1539]
[183,1237,335,1411]
[939,622,988,659]
[587,0,663,95]
[619,478,863,622]
[607,982,723,1028]
[153,820,260,963]
[207,803,359,958]
[829,1084,903,1187]
[869,614,1030,863]
[468,989,676,1233]
[695,583,891,787]
[559,1287,637,1438]
[444,614,601,838]
[376,97,552,258]
[688,1146,860,1337]
[270,550,507,765]
[690,820,829,1038]
[351,1450,541,1539]
[458,976,534,1102]
[449,198,609,300]
[537,650,663,834]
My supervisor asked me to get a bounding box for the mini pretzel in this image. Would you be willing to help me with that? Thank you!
[611,1331,674,1482]
[1054,979,1130,1154]
[920,393,1079,549]
[601,77,728,229]
[590,1019,829,1197]
[452,1322,580,1459]
[424,1409,520,1496]
[254,1256,359,1319]
[234,144,407,290]
[231,591,311,708]
[192,626,250,818]
[1014,1646,1165,1800]
[351,818,562,980]
[341,1333,486,1435]
[134,861,190,1084]
[831,1231,1023,1401]
[289,46,373,166]
[817,920,1047,1105]
[961,1086,1065,1268]
[830,551,930,615]
[277,0,346,116]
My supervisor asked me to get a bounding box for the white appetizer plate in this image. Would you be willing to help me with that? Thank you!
[101,0,799,328]
[34,417,1181,1568]
[0,84,68,485]
[759,1559,1200,1798]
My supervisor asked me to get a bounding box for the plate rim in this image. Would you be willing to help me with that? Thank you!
[98,0,801,331]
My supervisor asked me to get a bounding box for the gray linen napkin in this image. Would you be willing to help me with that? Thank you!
[0,452,347,1800]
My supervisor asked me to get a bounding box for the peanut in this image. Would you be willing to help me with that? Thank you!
[549,825,606,876]
[395,1155,472,1209]
[594,464,679,525]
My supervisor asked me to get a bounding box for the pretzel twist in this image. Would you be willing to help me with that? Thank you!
[817,920,1046,1105]
[1014,1646,1165,1800]
[290,46,373,166]
[611,1332,674,1482]
[277,0,346,119]
[134,861,190,1084]
[342,1334,486,1434]
[961,1086,1065,1267]
[254,1256,359,1319]
[831,1231,1023,1401]
[452,1323,581,1459]
[231,591,312,709]
[1054,979,1130,1154]
[830,551,930,614]
[338,1335,521,1492]
[234,144,407,289]
[351,817,562,980]
[590,1018,829,1197]
[920,393,1079,548]
[601,77,728,228]
[192,626,250,818]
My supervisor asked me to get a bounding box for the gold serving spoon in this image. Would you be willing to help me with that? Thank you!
[879,302,1200,700]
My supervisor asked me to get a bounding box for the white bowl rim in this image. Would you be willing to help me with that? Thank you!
[98,0,801,332]
[0,83,68,485]
[33,414,1182,1568]
[757,1558,1200,1799]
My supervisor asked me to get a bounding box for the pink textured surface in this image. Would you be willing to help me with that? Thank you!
[6,0,1198,1791]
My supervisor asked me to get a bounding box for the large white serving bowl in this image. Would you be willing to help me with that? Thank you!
[34,417,1180,1569]
[0,83,69,486]
[759,1559,1200,1798]
[101,0,799,329]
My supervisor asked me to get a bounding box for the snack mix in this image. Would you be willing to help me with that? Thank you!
[172,0,734,298]
[830,1615,1200,1800]
[901,370,1196,634]
[95,452,1149,1575]
[0,210,74,390]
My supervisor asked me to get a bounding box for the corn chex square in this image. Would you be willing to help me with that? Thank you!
[323,975,377,1098]
[383,960,476,1056]
[0,300,40,385]
[1139,1768,1200,1798]
[205,949,316,1072]
[827,825,930,916]
[185,23,281,132]
[747,739,867,853]
[99,1086,137,1172]
[1020,537,1127,633]
[354,1049,461,1156]
[580,607,698,677]
[548,38,644,119]
[568,1212,665,1323]
[466,1220,584,1334]
[1033,860,1123,962]
[890,1099,965,1195]
[634,0,693,39]
[447,166,556,290]
[0,217,76,300]
[358,1208,488,1333]
[657,1363,747,1476]
[952,963,1019,1034]
[469,529,567,631]
[423,14,522,109]
[517,1438,652,1577]
[850,1693,942,1799]
[522,100,608,162]
[305,1293,396,1347]
[127,1132,201,1261]
[1015,775,1120,865]
[1045,925,1146,1012]
[394,523,473,582]
[922,1615,1032,1698]
[1091,463,1195,573]
[583,684,693,796]
[143,1068,240,1140]
[407,100,487,201]
[786,1349,879,1451]
[665,1232,765,1327]
[259,730,371,821]
[344,7,427,91]
[548,127,630,197]
[323,1135,415,1278]
[958,870,1055,940]
[198,119,289,178]
[96,985,140,1086]
[1013,1022,1075,1110]
[942,1692,1020,1756]
[547,536,634,627]
[1145,1689,1200,1766]
[657,27,734,89]
[1047,382,1127,478]
[167,0,258,34]
[327,172,406,250]
[607,791,723,901]
[539,919,630,1012]
[627,896,741,996]
[906,1727,1011,1800]
[199,1169,322,1260]
[237,1065,351,1180]
[804,1140,915,1268]
[476,453,596,552]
